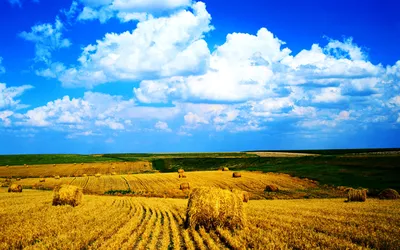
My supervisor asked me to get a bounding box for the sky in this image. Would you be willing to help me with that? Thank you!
[0,0,400,154]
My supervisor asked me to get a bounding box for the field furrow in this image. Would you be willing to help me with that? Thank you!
[120,205,153,249]
[1,188,399,250]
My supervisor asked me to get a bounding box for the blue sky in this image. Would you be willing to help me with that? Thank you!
[0,0,400,154]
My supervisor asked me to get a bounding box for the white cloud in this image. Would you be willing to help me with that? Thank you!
[95,118,125,130]
[0,83,33,110]
[57,2,212,87]
[77,0,192,23]
[135,28,288,103]
[19,18,71,64]
[0,111,13,127]
[0,57,5,74]
[16,92,180,133]
[184,112,208,125]
[154,121,172,132]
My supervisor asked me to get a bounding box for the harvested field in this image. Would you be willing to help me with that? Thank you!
[0,161,152,178]
[13,171,327,198]
[0,189,398,249]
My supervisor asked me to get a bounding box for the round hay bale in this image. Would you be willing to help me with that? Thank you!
[179,173,187,178]
[111,172,117,175]
[52,185,83,207]
[217,167,223,171]
[185,187,245,230]
[39,178,45,182]
[178,169,185,174]
[81,163,83,165]
[8,184,22,193]
[53,164,56,167]
[265,184,279,192]
[112,166,115,169]
[223,167,229,171]
[95,173,101,178]
[16,178,21,181]
[347,188,367,202]
[54,175,60,179]
[378,189,400,200]
[82,174,87,177]
[232,172,241,178]
[180,183,190,190]
[232,189,249,203]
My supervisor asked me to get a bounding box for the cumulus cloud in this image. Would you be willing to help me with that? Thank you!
[14,92,180,134]
[53,1,212,87]
[0,83,33,110]
[154,121,172,132]
[77,0,192,23]
[0,111,13,127]
[19,17,71,64]
[17,1,400,135]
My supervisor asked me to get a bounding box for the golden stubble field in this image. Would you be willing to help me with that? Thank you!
[0,189,399,250]
[0,161,152,177]
[7,171,320,198]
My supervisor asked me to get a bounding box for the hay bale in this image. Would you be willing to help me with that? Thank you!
[180,183,190,190]
[95,173,101,178]
[217,167,223,171]
[232,172,241,178]
[179,173,187,178]
[53,164,56,167]
[81,163,83,165]
[16,178,21,181]
[83,174,87,177]
[185,187,245,230]
[232,189,249,203]
[39,178,45,182]
[265,184,279,192]
[347,188,367,202]
[52,185,83,207]
[112,166,115,169]
[54,175,60,179]
[111,172,117,175]
[379,189,400,200]
[223,167,229,171]
[178,169,185,174]
[8,184,22,193]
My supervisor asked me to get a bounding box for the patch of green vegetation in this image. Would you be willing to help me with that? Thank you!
[0,154,124,166]
[104,190,134,195]
[245,148,400,155]
[150,156,400,191]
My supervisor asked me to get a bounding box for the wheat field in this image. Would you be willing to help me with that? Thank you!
[0,161,152,177]
[8,171,321,198]
[0,189,399,250]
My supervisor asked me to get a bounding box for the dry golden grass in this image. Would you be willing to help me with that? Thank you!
[0,189,399,249]
[14,171,320,198]
[0,161,152,178]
